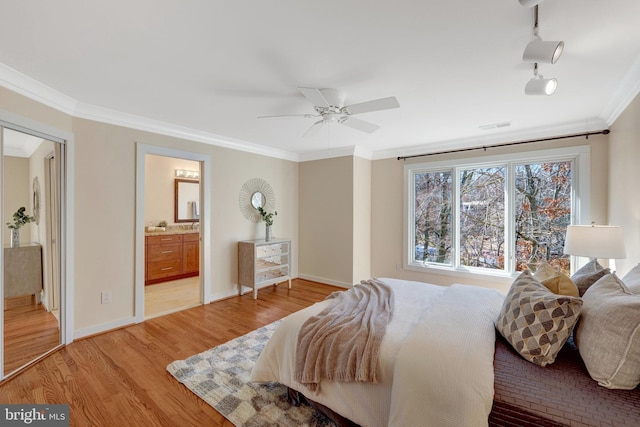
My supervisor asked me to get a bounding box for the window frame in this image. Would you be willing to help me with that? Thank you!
[404,145,591,278]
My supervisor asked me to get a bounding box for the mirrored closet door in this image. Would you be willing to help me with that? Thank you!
[1,124,64,378]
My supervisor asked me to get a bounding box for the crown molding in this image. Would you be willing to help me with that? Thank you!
[0,63,78,115]
[600,53,640,125]
[298,145,373,162]
[0,63,300,162]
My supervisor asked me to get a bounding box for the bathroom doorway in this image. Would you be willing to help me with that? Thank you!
[134,144,211,323]
[143,154,200,319]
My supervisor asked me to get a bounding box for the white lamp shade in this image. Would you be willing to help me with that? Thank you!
[525,77,557,95]
[564,225,627,259]
[523,40,565,64]
[519,0,544,7]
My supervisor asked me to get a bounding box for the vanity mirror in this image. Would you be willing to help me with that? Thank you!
[174,178,200,223]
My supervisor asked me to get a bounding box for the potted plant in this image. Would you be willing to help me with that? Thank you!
[6,206,36,247]
[258,207,277,242]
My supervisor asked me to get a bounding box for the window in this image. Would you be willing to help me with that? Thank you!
[406,146,589,276]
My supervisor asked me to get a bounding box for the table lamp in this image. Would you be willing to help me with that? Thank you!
[563,223,626,269]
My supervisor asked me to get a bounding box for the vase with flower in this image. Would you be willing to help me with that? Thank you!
[257,207,277,242]
[6,206,36,247]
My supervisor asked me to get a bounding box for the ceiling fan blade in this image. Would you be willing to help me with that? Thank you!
[257,113,317,119]
[298,87,330,107]
[343,96,399,115]
[339,116,380,133]
[302,120,324,138]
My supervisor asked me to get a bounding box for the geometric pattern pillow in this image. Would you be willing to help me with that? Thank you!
[495,270,583,367]
[571,259,610,296]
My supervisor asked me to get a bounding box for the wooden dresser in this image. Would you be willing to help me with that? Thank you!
[145,233,199,285]
[238,238,291,299]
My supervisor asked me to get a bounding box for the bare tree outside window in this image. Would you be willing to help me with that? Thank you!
[514,161,572,274]
[414,171,452,264]
[410,157,574,275]
[460,167,506,270]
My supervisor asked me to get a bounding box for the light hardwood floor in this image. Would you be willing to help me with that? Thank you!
[0,279,338,426]
[144,276,200,319]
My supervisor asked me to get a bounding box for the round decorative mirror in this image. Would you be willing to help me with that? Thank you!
[251,191,265,210]
[32,176,41,225]
[239,178,275,223]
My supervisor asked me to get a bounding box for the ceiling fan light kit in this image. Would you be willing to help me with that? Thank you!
[259,87,399,138]
[520,2,564,96]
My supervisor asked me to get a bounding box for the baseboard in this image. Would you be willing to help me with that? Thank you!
[74,316,136,340]
[297,274,352,289]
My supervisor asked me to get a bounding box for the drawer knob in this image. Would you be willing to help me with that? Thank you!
[160,267,173,271]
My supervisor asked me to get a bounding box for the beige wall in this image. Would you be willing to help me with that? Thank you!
[1,86,299,337]
[145,154,200,226]
[72,118,299,333]
[299,156,354,286]
[352,156,371,283]
[609,92,640,276]
[371,135,610,293]
[298,155,373,286]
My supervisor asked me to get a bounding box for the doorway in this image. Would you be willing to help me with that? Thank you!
[144,154,200,319]
[134,144,211,323]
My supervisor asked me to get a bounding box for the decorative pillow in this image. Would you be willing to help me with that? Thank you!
[622,263,640,290]
[571,259,610,296]
[532,260,557,278]
[495,270,583,367]
[533,262,579,297]
[574,273,640,389]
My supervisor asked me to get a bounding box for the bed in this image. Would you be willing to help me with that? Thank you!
[251,278,504,426]
[251,272,640,426]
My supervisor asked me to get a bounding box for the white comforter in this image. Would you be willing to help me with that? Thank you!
[251,278,504,427]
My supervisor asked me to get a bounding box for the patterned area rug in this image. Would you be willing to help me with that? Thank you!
[167,321,335,427]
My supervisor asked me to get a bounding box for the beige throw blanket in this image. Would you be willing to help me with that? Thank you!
[294,278,394,391]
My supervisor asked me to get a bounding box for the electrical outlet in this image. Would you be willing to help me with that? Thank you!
[101,290,112,304]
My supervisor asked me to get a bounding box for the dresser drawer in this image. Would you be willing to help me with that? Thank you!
[147,259,182,280]
[147,234,183,245]
[147,242,182,262]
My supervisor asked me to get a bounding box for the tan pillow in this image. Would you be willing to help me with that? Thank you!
[533,261,579,297]
[495,270,583,367]
[575,273,640,389]
[540,273,579,297]
[532,260,557,279]
[571,259,610,296]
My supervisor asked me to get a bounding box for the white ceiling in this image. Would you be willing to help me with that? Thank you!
[1,0,639,161]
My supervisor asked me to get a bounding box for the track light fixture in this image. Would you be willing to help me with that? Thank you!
[523,5,564,64]
[525,63,557,95]
[519,0,544,7]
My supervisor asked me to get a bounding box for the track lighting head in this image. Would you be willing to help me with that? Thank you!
[519,0,544,7]
[525,77,557,95]
[525,64,557,95]
[523,40,564,64]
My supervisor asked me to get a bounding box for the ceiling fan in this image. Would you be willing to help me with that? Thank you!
[258,87,400,137]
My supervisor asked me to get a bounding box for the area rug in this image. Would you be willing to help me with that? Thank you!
[167,321,335,427]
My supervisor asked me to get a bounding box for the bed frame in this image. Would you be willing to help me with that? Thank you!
[291,336,640,426]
